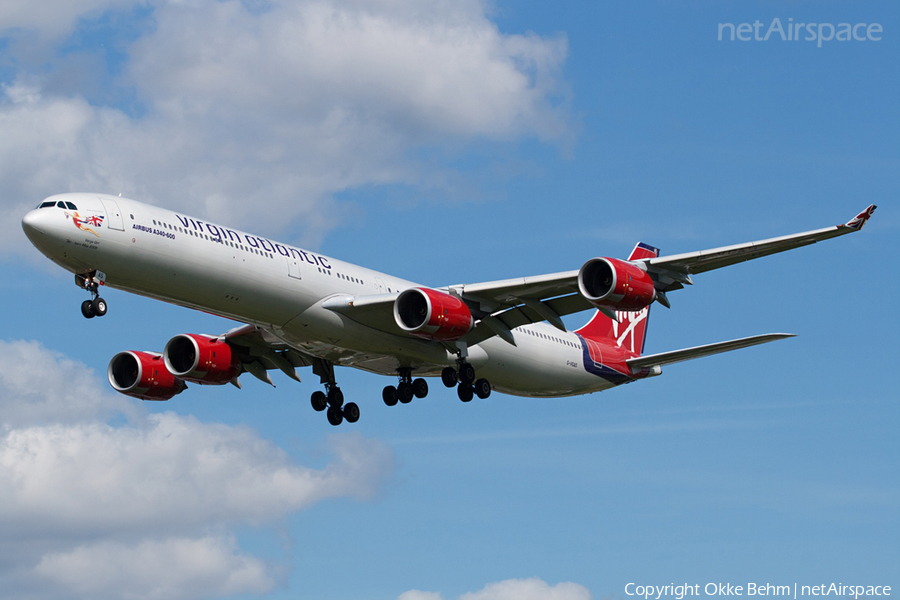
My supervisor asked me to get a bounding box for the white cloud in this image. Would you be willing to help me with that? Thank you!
[400,578,593,600]
[0,339,136,427]
[460,578,593,600]
[34,536,274,600]
[400,591,445,600]
[0,0,136,39]
[1,0,571,256]
[130,0,569,141]
[0,415,391,537]
[0,339,394,599]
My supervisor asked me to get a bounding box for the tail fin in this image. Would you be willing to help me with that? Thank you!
[574,242,659,356]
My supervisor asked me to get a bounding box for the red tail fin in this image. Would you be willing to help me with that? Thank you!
[575,242,659,356]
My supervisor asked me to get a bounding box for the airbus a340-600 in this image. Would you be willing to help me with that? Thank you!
[22,195,876,425]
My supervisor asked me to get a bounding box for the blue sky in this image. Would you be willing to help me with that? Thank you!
[0,1,897,599]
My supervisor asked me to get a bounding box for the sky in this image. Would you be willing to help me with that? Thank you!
[0,1,898,599]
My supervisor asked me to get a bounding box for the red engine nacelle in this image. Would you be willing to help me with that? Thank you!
[578,257,657,311]
[394,287,474,341]
[163,334,241,385]
[108,351,186,401]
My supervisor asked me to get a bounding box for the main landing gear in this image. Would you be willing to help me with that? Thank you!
[383,368,428,407]
[441,360,491,403]
[77,271,107,319]
[309,358,358,426]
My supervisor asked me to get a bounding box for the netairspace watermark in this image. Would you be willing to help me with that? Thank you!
[626,583,892,600]
[717,18,883,47]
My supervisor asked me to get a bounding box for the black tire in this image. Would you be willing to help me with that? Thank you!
[328,387,344,408]
[457,385,474,403]
[327,406,344,426]
[412,378,428,398]
[311,391,327,411]
[382,385,398,407]
[92,297,107,317]
[343,402,360,423]
[398,382,414,404]
[474,378,491,399]
[441,367,458,388]
[81,300,95,319]
[459,362,476,385]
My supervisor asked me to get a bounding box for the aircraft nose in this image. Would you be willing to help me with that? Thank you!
[22,206,60,247]
[21,209,44,237]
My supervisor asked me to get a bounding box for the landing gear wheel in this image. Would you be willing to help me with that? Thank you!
[327,387,344,408]
[412,378,428,398]
[311,391,327,412]
[383,385,398,407]
[457,385,474,403]
[91,297,107,317]
[326,406,344,426]
[441,367,458,388]
[397,382,414,404]
[343,402,360,423]
[474,378,491,399]
[81,300,95,319]
[458,362,476,385]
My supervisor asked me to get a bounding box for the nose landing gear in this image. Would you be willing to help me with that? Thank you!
[76,272,107,319]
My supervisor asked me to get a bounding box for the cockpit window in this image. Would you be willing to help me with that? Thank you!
[64,201,78,210]
[56,201,66,209]
[39,201,55,208]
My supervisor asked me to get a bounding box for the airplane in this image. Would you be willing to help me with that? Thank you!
[21,195,876,425]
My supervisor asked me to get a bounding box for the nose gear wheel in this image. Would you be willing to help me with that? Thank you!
[77,271,108,318]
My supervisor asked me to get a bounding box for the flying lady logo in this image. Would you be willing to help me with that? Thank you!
[66,212,104,237]
[610,306,649,353]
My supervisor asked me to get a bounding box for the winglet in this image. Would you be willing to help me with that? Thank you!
[844,204,877,230]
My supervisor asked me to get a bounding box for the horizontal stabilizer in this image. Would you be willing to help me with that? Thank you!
[626,333,795,371]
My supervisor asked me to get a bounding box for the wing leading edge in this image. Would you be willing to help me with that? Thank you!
[643,204,877,292]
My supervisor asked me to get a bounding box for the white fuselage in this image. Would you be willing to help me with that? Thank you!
[23,193,617,397]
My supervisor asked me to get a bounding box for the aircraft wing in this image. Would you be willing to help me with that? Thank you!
[324,205,876,345]
[641,204,877,291]
[625,333,795,371]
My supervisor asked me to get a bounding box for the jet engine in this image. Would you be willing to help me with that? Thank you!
[108,351,186,401]
[578,257,657,311]
[163,334,241,384]
[394,287,474,341]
